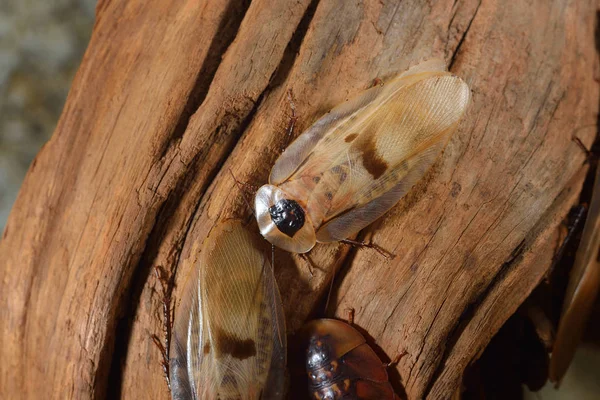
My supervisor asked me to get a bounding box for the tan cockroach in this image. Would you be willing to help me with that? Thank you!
[169,220,286,399]
[255,59,471,253]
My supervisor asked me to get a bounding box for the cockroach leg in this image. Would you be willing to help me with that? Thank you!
[550,204,587,272]
[152,265,176,389]
[324,264,338,313]
[372,77,384,87]
[345,308,355,325]
[228,169,258,218]
[229,169,259,194]
[280,89,298,152]
[299,253,316,277]
[151,334,170,387]
[385,350,409,368]
[572,136,593,161]
[340,238,395,259]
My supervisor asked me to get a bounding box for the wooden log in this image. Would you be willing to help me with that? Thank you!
[0,1,597,399]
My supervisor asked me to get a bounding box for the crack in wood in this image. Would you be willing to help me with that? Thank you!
[449,0,482,70]
[157,0,253,162]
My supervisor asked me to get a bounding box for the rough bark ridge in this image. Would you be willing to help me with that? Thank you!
[0,1,597,399]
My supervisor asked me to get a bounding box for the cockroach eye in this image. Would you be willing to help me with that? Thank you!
[268,199,305,237]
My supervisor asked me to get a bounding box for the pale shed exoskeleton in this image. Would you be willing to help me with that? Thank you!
[169,220,286,400]
[255,59,471,253]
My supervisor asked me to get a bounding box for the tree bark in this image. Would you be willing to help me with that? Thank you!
[0,1,597,399]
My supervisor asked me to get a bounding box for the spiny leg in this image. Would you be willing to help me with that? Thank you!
[229,168,259,194]
[151,265,176,389]
[299,252,316,277]
[551,204,587,272]
[228,169,258,220]
[572,136,593,161]
[384,350,409,368]
[151,335,170,385]
[340,238,395,259]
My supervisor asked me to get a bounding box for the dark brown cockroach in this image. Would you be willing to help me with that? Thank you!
[299,317,401,400]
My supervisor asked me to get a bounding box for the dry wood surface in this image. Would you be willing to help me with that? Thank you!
[0,0,598,399]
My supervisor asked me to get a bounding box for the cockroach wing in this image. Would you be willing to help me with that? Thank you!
[279,64,469,242]
[342,343,390,383]
[316,140,447,242]
[303,319,365,360]
[269,59,448,186]
[169,220,286,400]
[270,84,383,186]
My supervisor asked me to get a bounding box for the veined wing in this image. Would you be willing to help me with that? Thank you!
[170,220,286,399]
[270,59,448,187]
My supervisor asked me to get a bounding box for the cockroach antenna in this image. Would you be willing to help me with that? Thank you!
[280,88,298,152]
[271,243,275,277]
[324,261,337,313]
[550,204,587,273]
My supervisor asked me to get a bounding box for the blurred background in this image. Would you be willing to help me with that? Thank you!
[0,1,598,399]
[0,0,96,229]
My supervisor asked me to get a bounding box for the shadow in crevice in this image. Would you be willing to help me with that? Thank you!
[157,0,253,161]
[103,1,252,398]
[267,0,320,92]
[461,10,600,399]
[104,0,329,396]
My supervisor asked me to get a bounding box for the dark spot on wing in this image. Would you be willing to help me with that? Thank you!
[325,192,333,201]
[215,327,257,360]
[345,133,359,142]
[203,341,211,354]
[313,176,321,183]
[358,133,388,179]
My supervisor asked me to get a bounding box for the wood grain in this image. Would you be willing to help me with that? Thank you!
[0,0,597,399]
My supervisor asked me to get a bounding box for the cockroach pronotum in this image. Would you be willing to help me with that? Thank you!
[169,220,286,399]
[298,315,402,399]
[255,59,471,253]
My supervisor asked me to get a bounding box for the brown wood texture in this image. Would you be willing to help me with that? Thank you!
[0,1,597,399]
